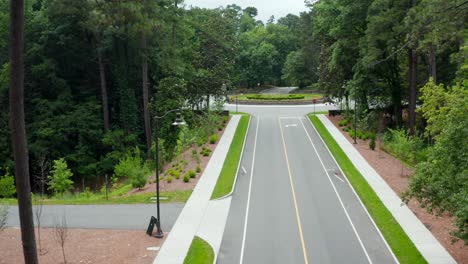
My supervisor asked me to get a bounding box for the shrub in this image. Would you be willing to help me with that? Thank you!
[210,134,218,144]
[382,129,427,165]
[48,158,74,195]
[218,125,223,131]
[167,176,173,183]
[338,119,349,127]
[369,138,376,150]
[196,166,201,173]
[192,149,197,155]
[183,175,190,183]
[114,148,150,189]
[167,169,181,179]
[348,130,355,139]
[246,94,305,100]
[223,116,228,123]
[0,172,16,198]
[188,170,196,178]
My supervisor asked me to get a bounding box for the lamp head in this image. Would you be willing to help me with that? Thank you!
[172,111,186,126]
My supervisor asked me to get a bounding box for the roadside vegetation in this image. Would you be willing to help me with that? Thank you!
[309,114,426,264]
[183,236,214,264]
[211,115,250,199]
[231,93,321,101]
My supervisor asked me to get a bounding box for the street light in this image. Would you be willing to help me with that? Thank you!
[353,86,357,144]
[149,109,185,238]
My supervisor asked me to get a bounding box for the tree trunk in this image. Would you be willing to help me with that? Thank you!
[429,44,437,83]
[9,0,39,263]
[408,48,418,135]
[97,47,110,132]
[141,32,152,154]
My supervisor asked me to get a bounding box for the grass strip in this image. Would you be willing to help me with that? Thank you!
[231,93,321,101]
[211,115,250,199]
[183,236,214,264]
[0,190,192,205]
[309,115,426,264]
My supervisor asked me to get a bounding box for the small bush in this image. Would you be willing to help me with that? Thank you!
[188,170,196,178]
[218,125,223,131]
[183,175,190,183]
[223,116,228,123]
[114,148,150,189]
[192,149,197,155]
[166,176,173,183]
[210,134,218,144]
[196,166,201,173]
[0,172,16,198]
[48,158,74,195]
[349,130,355,139]
[131,169,147,189]
[382,129,427,165]
[167,169,181,179]
[338,119,349,127]
[369,138,376,150]
[342,126,350,132]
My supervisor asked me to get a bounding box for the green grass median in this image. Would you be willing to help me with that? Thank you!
[184,236,214,264]
[211,115,250,199]
[309,114,426,264]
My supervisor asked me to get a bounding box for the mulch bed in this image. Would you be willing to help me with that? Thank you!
[0,227,164,264]
[327,115,467,263]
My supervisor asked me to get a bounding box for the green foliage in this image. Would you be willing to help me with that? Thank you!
[245,94,305,100]
[0,172,15,198]
[404,81,468,243]
[183,175,190,183]
[369,138,376,151]
[167,169,181,179]
[188,170,196,178]
[201,147,212,157]
[48,159,74,195]
[338,118,350,127]
[166,176,173,183]
[382,129,427,166]
[114,148,150,189]
[209,134,218,144]
[196,166,201,173]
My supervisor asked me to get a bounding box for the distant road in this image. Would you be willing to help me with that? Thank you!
[260,86,297,94]
[6,203,184,231]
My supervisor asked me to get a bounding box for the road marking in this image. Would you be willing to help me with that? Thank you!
[285,124,298,128]
[239,117,260,264]
[241,166,247,175]
[299,118,372,264]
[305,116,399,264]
[278,118,309,264]
[327,169,345,182]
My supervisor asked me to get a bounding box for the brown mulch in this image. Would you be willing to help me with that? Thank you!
[0,227,165,264]
[128,116,229,195]
[328,115,467,264]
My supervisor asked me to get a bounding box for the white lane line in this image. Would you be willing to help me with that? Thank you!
[242,166,247,175]
[327,169,345,182]
[306,116,399,264]
[239,117,260,264]
[299,118,373,264]
[285,124,298,128]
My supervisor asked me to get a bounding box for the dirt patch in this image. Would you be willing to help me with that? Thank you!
[0,227,165,264]
[327,115,467,263]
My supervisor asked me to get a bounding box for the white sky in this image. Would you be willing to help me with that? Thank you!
[183,0,310,22]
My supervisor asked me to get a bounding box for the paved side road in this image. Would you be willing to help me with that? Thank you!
[6,203,184,231]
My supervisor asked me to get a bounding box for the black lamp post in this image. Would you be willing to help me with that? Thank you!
[150,109,185,238]
[353,86,357,144]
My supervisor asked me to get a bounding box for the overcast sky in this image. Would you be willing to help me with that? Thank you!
[184,0,310,22]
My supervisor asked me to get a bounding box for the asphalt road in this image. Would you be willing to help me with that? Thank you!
[219,104,397,264]
[5,203,183,231]
[260,86,297,94]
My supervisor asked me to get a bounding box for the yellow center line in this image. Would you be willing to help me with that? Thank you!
[278,117,309,264]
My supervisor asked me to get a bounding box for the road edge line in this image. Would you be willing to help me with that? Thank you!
[305,115,399,264]
[239,116,259,264]
[298,117,372,264]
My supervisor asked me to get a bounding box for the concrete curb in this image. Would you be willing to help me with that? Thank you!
[212,115,251,201]
[317,114,456,264]
[153,115,241,264]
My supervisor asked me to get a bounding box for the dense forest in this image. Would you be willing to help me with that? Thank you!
[0,0,467,241]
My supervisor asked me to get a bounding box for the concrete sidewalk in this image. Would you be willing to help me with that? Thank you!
[154,115,241,264]
[317,114,456,264]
